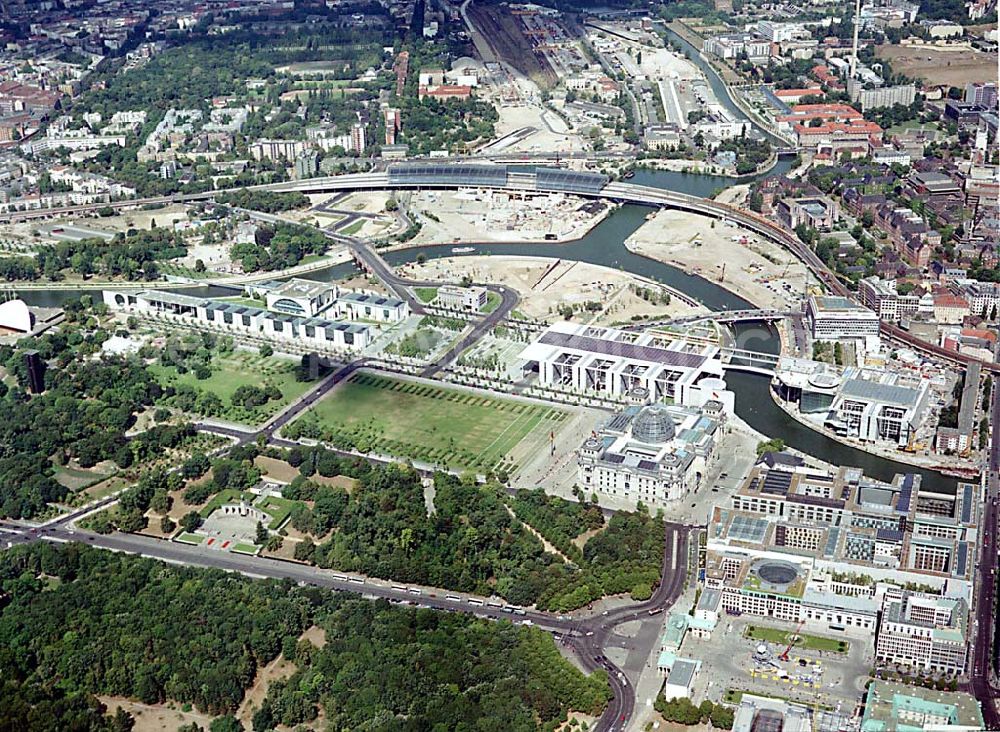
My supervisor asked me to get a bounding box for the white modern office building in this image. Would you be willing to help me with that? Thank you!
[247,278,339,318]
[102,290,372,351]
[246,279,409,323]
[577,402,724,508]
[875,593,968,674]
[824,369,930,447]
[436,284,488,311]
[333,291,409,322]
[805,296,881,342]
[858,277,921,321]
[518,321,727,405]
[772,357,842,414]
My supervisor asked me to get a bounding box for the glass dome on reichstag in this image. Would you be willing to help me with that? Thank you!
[631,405,676,444]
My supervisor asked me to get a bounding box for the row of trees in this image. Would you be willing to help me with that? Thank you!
[2,228,188,283]
[655,696,734,729]
[214,190,309,213]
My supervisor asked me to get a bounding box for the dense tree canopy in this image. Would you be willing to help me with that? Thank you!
[0,544,609,730]
[230,222,328,272]
[0,314,161,519]
[278,461,665,611]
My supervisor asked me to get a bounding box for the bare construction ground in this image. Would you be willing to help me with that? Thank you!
[467,2,558,87]
[877,42,997,86]
[400,255,706,322]
[406,189,609,244]
[627,209,817,310]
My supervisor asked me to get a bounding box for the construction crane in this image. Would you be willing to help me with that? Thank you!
[779,620,805,662]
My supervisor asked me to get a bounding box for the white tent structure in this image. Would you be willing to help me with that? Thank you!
[0,299,32,333]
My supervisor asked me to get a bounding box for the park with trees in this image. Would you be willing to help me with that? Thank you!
[0,543,610,731]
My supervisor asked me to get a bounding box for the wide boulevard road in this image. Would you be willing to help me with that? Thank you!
[969,380,1000,726]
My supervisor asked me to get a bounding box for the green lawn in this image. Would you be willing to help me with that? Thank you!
[217,296,266,309]
[745,625,849,653]
[414,287,438,303]
[232,543,259,555]
[340,219,365,236]
[176,532,204,545]
[149,351,314,426]
[259,495,300,530]
[481,291,502,314]
[886,121,940,137]
[158,262,215,279]
[292,373,568,472]
[53,465,111,491]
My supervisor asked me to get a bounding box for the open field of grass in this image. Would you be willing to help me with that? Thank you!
[291,373,568,472]
[176,532,204,544]
[259,495,299,530]
[158,262,215,279]
[886,121,941,137]
[745,625,849,653]
[340,219,365,236]
[53,465,113,491]
[415,287,438,303]
[481,291,502,313]
[149,352,314,426]
[82,476,129,501]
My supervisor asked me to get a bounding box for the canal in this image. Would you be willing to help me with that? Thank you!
[659,25,786,148]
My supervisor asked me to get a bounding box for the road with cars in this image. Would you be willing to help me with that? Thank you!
[969,381,1000,727]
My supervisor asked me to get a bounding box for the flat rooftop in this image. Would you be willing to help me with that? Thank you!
[538,329,708,369]
[810,295,873,314]
[840,377,922,408]
[269,278,334,298]
[862,680,983,731]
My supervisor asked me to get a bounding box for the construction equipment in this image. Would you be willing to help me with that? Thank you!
[779,620,805,662]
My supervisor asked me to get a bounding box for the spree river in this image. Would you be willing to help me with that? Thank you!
[373,208,957,492]
[16,162,956,491]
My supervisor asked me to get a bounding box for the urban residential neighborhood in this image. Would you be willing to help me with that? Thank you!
[0,0,996,730]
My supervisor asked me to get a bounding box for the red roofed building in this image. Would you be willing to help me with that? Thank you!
[779,102,863,124]
[794,120,883,156]
[932,293,970,323]
[774,87,823,104]
[418,84,472,100]
[961,327,997,343]
[812,65,843,90]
